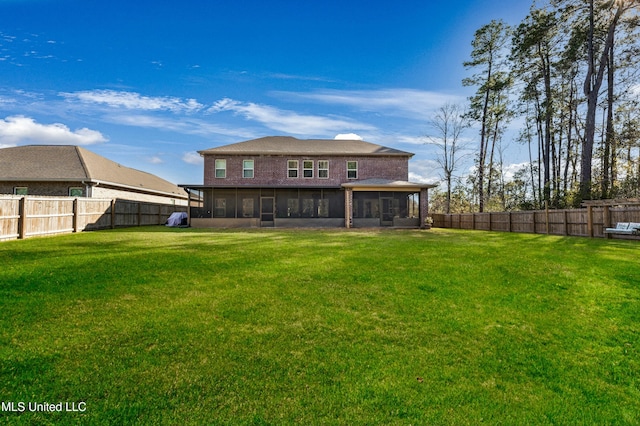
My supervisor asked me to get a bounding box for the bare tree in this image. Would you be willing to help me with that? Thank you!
[425,103,470,214]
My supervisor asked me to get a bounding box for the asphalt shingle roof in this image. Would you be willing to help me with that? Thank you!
[198,136,414,157]
[0,145,186,197]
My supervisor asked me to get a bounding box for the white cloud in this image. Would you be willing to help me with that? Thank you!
[106,113,256,138]
[397,135,428,145]
[0,115,107,145]
[275,89,464,120]
[502,162,530,181]
[60,90,203,113]
[182,151,203,165]
[409,159,442,184]
[334,133,363,140]
[210,98,376,135]
[147,156,164,164]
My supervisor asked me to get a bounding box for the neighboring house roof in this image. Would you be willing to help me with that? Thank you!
[198,136,414,157]
[0,145,187,198]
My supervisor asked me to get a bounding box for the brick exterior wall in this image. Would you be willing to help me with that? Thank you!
[0,182,188,206]
[0,182,86,197]
[203,155,410,187]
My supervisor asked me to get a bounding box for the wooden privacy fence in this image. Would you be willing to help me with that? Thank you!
[432,205,640,239]
[0,196,187,241]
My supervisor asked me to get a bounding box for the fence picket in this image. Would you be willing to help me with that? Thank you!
[0,196,186,241]
[432,206,640,239]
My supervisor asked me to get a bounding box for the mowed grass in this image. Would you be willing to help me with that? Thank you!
[1,227,639,425]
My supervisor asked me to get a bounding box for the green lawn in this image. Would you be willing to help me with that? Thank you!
[1,227,639,425]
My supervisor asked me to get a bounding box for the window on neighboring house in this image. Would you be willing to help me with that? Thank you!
[14,187,28,195]
[318,160,329,178]
[215,159,226,178]
[347,161,358,179]
[303,160,313,178]
[288,160,299,178]
[69,187,83,197]
[243,160,254,178]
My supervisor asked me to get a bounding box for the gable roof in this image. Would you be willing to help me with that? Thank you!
[0,145,186,198]
[198,136,414,157]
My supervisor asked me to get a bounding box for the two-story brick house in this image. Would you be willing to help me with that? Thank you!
[182,136,435,228]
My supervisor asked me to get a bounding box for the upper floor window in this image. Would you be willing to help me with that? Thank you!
[243,160,254,178]
[347,161,358,179]
[303,160,314,178]
[215,159,226,178]
[318,160,329,179]
[288,160,299,178]
[14,187,28,195]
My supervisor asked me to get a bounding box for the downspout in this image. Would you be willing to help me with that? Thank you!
[83,181,99,198]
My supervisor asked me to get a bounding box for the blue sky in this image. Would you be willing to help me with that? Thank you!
[0,0,532,186]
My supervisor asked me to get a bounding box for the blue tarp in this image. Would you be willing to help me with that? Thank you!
[166,212,188,227]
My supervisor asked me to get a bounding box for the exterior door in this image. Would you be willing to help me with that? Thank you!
[381,197,394,226]
[260,197,275,226]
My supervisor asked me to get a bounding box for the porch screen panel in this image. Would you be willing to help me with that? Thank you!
[324,189,344,218]
[238,189,260,218]
[299,190,320,218]
[353,192,380,219]
[213,188,236,218]
[391,192,418,218]
[198,189,213,218]
[276,189,300,218]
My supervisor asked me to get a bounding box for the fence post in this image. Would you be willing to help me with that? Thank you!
[111,199,116,229]
[187,191,192,227]
[73,198,78,233]
[532,212,536,234]
[563,210,569,236]
[587,205,593,237]
[508,212,512,233]
[138,202,142,226]
[18,196,26,239]
[603,205,611,239]
[545,200,550,234]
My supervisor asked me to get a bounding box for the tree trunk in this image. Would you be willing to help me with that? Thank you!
[580,0,625,202]
[602,38,615,199]
[478,87,490,213]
